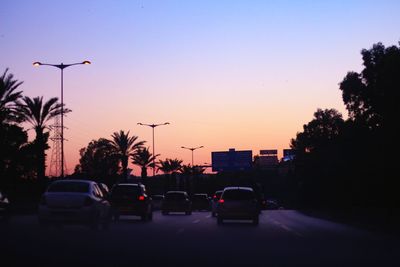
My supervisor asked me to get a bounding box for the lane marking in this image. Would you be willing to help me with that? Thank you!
[205,215,211,218]
[192,219,200,224]
[270,219,304,237]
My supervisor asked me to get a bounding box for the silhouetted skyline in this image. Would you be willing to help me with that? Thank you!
[1,0,399,175]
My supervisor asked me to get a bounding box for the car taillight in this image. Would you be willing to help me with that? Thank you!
[84,197,93,206]
[40,196,47,206]
[138,195,145,201]
[218,199,224,204]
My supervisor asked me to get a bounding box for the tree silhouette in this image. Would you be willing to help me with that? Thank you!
[291,108,344,154]
[0,68,23,124]
[131,147,159,180]
[74,138,120,184]
[158,158,183,190]
[339,42,400,129]
[110,130,145,181]
[17,96,68,180]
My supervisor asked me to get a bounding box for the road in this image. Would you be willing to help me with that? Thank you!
[1,210,398,266]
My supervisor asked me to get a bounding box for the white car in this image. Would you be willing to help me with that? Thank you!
[217,187,260,225]
[38,179,111,229]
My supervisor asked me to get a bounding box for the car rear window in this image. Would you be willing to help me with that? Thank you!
[222,190,255,200]
[165,192,186,201]
[48,182,89,193]
[112,186,141,197]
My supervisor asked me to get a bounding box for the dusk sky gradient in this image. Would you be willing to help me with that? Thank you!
[1,0,399,175]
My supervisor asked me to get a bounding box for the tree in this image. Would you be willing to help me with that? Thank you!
[74,138,120,184]
[110,130,145,181]
[339,42,400,129]
[0,68,23,124]
[291,108,344,154]
[158,158,183,190]
[180,164,206,176]
[131,147,159,180]
[17,96,68,180]
[290,109,345,207]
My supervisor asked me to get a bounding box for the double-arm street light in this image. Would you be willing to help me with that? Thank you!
[33,61,91,178]
[137,122,170,176]
[181,146,204,166]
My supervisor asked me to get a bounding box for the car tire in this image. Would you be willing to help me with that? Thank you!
[162,210,168,215]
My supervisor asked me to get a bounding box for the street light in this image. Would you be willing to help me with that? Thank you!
[33,60,91,178]
[137,122,170,176]
[181,146,204,166]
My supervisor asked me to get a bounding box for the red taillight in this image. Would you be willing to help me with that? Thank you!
[84,197,93,206]
[218,199,224,204]
[138,195,145,201]
[213,195,217,199]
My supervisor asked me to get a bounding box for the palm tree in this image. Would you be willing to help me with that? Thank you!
[110,130,145,181]
[131,147,159,180]
[0,68,23,124]
[17,96,68,180]
[158,158,183,190]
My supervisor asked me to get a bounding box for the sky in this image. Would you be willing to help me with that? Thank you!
[1,0,399,176]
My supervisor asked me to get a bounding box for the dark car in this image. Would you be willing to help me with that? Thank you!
[192,193,211,211]
[0,191,10,222]
[109,183,153,221]
[211,190,223,217]
[217,187,260,225]
[151,194,164,210]
[266,199,283,210]
[162,191,192,215]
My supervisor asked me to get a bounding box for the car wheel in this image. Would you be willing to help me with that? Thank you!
[162,210,168,215]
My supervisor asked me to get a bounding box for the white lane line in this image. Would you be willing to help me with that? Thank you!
[176,228,185,234]
[192,219,200,224]
[205,215,211,218]
[270,219,304,237]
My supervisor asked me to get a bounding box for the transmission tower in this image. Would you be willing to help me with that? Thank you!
[49,115,67,177]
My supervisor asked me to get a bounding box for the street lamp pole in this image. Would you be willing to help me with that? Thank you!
[137,122,170,176]
[181,146,204,166]
[33,61,91,178]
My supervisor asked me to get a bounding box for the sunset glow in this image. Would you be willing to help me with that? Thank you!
[1,0,399,176]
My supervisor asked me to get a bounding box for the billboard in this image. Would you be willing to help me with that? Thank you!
[260,149,277,155]
[212,148,252,172]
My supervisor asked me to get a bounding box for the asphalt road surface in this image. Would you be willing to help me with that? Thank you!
[1,210,398,266]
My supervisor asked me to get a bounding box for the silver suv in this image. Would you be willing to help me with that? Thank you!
[217,187,260,225]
